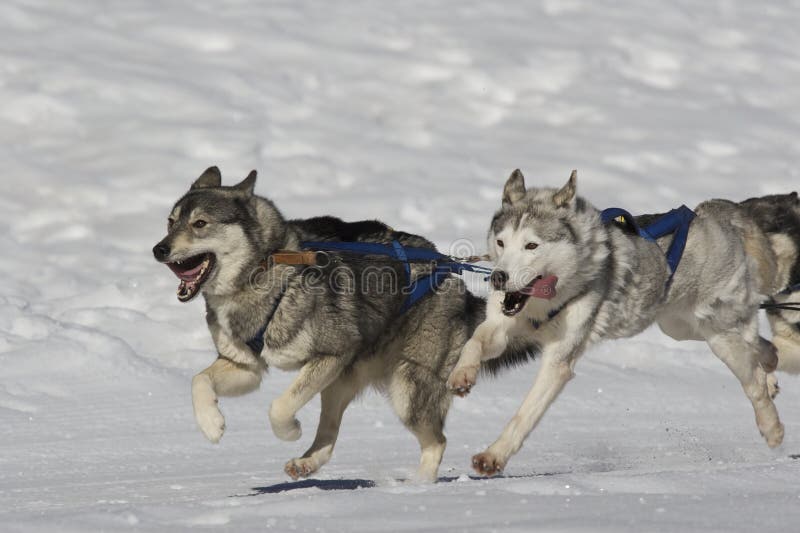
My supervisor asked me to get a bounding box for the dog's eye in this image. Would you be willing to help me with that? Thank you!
[167,218,175,229]
[193,220,207,229]
[525,242,538,250]
[496,239,504,248]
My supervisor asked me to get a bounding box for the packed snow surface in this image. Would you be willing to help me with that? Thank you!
[2,1,800,531]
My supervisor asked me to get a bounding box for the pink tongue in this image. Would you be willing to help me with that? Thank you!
[174,263,204,281]
[521,275,558,300]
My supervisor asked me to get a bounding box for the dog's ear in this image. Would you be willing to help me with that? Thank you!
[502,169,526,207]
[553,170,577,208]
[232,170,257,196]
[191,166,222,189]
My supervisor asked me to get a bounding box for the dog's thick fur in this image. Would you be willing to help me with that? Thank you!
[152,167,535,481]
[447,169,796,476]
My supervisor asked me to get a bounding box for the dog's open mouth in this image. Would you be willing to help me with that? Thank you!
[166,253,216,302]
[501,275,559,317]
[502,291,531,317]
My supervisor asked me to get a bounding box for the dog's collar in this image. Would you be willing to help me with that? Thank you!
[528,305,565,330]
[527,288,589,330]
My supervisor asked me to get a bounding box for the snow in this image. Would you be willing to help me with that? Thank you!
[2,0,800,531]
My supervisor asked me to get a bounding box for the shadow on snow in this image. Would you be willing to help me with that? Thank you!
[246,470,570,495]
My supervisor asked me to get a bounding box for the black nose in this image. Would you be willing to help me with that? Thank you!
[490,270,508,291]
[153,242,171,262]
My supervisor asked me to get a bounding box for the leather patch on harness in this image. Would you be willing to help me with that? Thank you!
[270,251,319,266]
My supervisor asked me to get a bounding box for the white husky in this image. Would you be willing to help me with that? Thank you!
[447,169,788,476]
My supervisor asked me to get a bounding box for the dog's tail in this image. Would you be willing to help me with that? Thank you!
[740,192,800,374]
[462,292,539,375]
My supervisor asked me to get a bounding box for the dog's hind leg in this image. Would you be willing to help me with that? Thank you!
[387,366,450,482]
[702,324,784,448]
[269,355,349,441]
[284,373,364,480]
[192,357,263,443]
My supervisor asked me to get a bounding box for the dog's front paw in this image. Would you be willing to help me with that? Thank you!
[195,403,226,443]
[471,451,505,477]
[284,457,318,480]
[192,375,225,443]
[447,365,479,397]
[269,402,302,441]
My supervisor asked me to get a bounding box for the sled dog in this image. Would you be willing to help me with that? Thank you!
[152,167,535,481]
[448,169,797,476]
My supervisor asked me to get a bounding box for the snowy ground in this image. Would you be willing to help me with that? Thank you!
[2,0,800,531]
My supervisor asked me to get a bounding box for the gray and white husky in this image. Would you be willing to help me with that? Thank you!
[447,169,800,476]
[152,167,535,481]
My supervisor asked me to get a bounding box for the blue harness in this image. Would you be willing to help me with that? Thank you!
[300,240,493,313]
[600,205,696,288]
[245,240,492,354]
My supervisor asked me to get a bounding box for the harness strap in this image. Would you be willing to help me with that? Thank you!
[299,240,454,263]
[300,241,492,275]
[270,250,319,266]
[600,205,696,288]
[400,267,452,314]
[245,288,288,355]
[761,300,800,313]
[300,240,492,314]
[392,239,412,284]
[779,282,800,295]
[600,208,655,240]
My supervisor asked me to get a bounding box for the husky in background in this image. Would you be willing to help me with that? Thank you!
[152,167,535,481]
[738,192,800,375]
[448,169,795,476]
